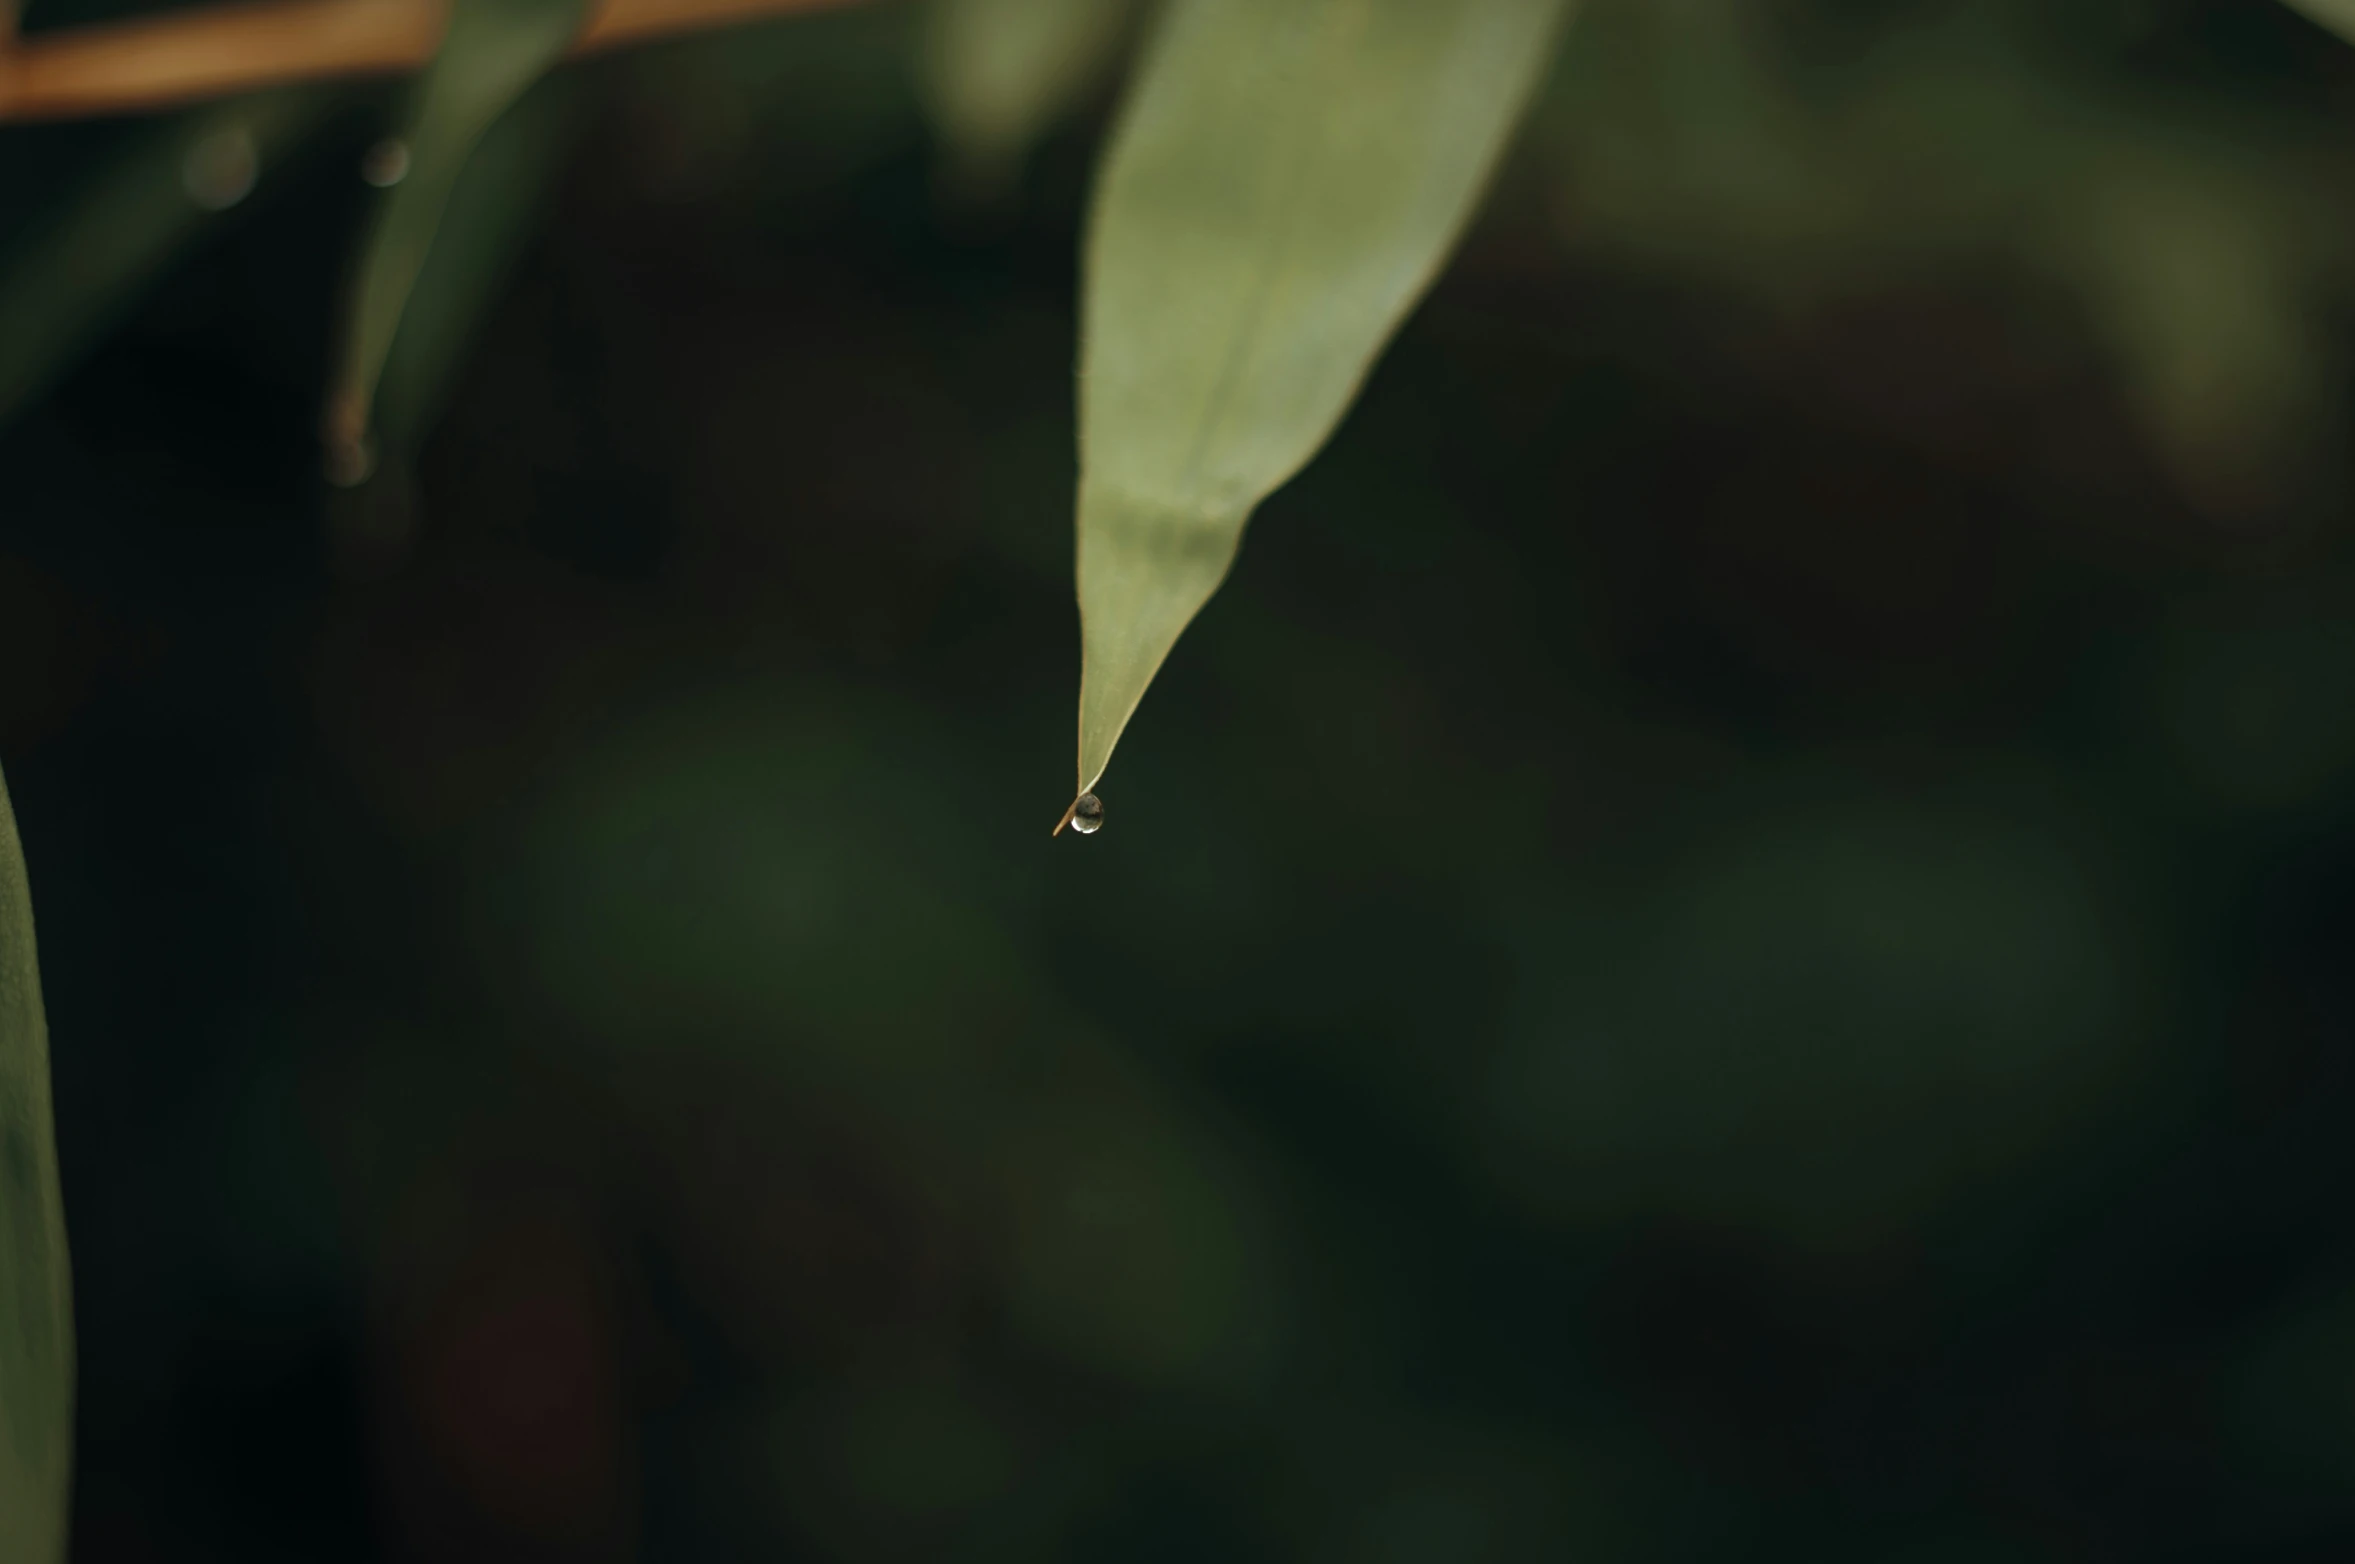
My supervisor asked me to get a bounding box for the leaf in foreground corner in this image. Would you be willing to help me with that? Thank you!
[0,767,72,1564]
[2283,0,2355,43]
[1068,0,1567,815]
[325,0,588,476]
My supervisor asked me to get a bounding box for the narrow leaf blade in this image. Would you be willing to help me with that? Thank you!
[1072,0,1567,799]
[373,77,584,454]
[326,0,587,471]
[0,766,72,1564]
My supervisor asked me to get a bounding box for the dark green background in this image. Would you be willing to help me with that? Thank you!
[6,1,2355,1558]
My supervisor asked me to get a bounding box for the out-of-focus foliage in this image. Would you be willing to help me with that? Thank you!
[0,766,69,1564]
[0,92,327,428]
[372,76,585,458]
[324,0,589,480]
[2287,0,2355,44]
[1538,0,2353,517]
[1488,766,2139,1244]
[1071,0,1567,807]
[919,0,1133,199]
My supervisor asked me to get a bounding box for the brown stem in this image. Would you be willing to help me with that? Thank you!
[0,0,874,121]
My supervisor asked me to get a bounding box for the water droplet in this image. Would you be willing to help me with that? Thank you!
[1069,793,1104,835]
[183,127,258,211]
[360,139,411,188]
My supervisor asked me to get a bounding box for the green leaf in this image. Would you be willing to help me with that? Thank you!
[2284,0,2355,43]
[0,92,328,429]
[0,766,72,1564]
[372,76,585,455]
[325,0,589,478]
[919,0,1133,196]
[1066,0,1567,819]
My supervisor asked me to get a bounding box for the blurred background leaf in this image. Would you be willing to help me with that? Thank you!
[372,73,586,457]
[1537,0,2353,519]
[324,0,589,480]
[918,0,1134,205]
[0,91,329,430]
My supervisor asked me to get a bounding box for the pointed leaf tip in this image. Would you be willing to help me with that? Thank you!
[1069,0,1568,796]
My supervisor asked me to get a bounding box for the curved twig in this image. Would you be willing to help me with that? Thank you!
[0,0,873,121]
